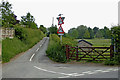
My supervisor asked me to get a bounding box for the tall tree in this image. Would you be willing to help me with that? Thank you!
[1,1,18,27]
[103,26,111,39]
[68,28,76,34]
[68,28,78,39]
[88,27,94,39]
[21,12,37,29]
[76,25,87,39]
[83,30,90,39]
[95,30,103,38]
[93,27,99,35]
[48,25,57,34]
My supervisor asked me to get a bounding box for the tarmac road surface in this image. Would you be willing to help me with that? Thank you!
[2,37,119,79]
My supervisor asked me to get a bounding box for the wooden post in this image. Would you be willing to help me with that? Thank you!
[76,46,79,61]
[110,45,114,60]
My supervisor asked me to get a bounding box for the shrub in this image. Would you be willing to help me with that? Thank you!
[104,59,119,66]
[46,34,77,63]
[111,26,120,65]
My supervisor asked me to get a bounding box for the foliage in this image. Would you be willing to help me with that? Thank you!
[46,34,66,63]
[2,38,27,62]
[93,27,99,35]
[67,25,111,39]
[68,28,78,39]
[21,12,37,29]
[83,30,90,39]
[1,1,19,27]
[48,25,57,34]
[2,26,45,62]
[46,34,77,63]
[39,25,47,34]
[77,25,88,39]
[95,30,103,38]
[104,59,119,66]
[111,26,120,65]
[88,27,94,39]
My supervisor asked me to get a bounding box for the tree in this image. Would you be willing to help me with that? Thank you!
[1,1,18,27]
[68,28,78,39]
[88,27,94,39]
[103,26,111,39]
[83,30,90,39]
[68,28,76,34]
[48,25,57,34]
[76,25,88,39]
[93,27,99,35]
[95,30,103,38]
[21,12,37,29]
[39,25,47,34]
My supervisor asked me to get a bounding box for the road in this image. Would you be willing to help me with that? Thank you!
[2,37,119,79]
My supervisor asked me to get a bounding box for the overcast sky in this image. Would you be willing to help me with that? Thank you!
[7,0,119,32]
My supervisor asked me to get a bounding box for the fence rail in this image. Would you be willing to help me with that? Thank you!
[66,45,114,61]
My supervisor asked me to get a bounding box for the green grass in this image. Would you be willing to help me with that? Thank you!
[84,39,111,47]
[2,26,45,63]
[77,39,111,47]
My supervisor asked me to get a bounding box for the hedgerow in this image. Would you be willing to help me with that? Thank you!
[46,34,77,63]
[104,26,120,65]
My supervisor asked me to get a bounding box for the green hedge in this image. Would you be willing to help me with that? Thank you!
[104,26,120,65]
[2,26,45,63]
[46,34,77,63]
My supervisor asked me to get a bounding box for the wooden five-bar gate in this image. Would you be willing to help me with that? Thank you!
[66,45,114,61]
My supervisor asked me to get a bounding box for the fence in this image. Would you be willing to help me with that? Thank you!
[0,27,14,39]
[66,45,114,61]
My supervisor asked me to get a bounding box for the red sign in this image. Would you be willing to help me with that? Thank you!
[57,26,64,34]
[58,17,64,25]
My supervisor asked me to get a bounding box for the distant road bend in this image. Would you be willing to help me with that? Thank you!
[2,37,119,78]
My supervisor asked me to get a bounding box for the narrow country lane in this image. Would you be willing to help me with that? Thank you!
[2,37,119,79]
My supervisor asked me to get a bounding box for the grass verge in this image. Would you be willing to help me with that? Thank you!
[46,34,77,63]
[2,26,45,63]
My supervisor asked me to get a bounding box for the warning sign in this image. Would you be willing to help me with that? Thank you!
[57,26,64,34]
[58,17,64,25]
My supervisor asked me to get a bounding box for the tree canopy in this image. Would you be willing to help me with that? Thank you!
[21,12,37,29]
[48,25,57,34]
[1,1,19,27]
[67,25,111,39]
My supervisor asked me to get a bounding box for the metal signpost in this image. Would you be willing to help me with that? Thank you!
[57,14,65,44]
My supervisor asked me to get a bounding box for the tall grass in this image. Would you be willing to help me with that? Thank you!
[2,26,45,63]
[46,34,77,63]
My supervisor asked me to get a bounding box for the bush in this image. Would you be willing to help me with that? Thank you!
[111,26,120,65]
[46,34,77,63]
[104,59,119,66]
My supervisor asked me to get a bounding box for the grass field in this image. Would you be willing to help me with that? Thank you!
[72,39,112,62]
[78,39,111,47]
